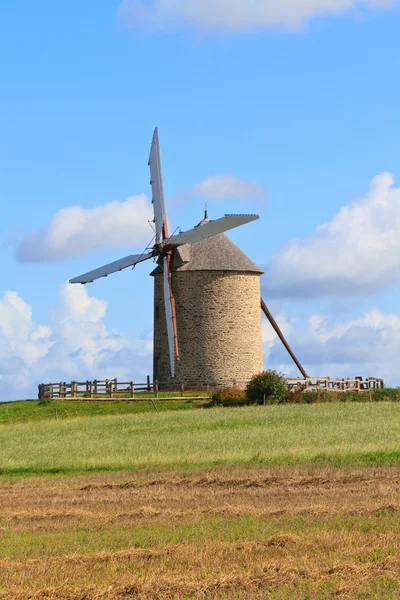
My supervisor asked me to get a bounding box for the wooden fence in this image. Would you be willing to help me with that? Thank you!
[39,378,152,401]
[38,378,248,401]
[286,377,385,392]
[38,376,385,401]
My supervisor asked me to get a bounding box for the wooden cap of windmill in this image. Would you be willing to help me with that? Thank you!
[151,210,263,276]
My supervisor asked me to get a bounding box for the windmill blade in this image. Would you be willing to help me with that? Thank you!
[166,214,259,247]
[149,128,167,243]
[261,298,308,379]
[70,252,153,284]
[163,255,180,377]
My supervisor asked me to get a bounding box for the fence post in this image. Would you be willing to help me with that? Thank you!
[38,384,42,400]
[147,375,151,392]
[130,381,134,399]
[94,380,98,395]
[89,381,94,399]
[71,381,76,398]
[155,380,159,399]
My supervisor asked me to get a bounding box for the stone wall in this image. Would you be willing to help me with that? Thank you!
[153,270,264,386]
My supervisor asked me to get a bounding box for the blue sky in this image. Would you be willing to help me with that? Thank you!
[1,0,400,398]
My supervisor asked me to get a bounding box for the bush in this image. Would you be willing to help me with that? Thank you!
[246,370,287,404]
[211,388,248,406]
[289,388,400,404]
[37,399,52,407]
[369,388,400,402]
[286,385,305,404]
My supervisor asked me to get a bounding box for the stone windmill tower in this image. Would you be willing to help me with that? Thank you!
[70,128,307,385]
[151,214,264,386]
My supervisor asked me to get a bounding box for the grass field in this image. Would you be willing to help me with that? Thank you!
[1,403,400,476]
[1,402,400,598]
[0,398,202,425]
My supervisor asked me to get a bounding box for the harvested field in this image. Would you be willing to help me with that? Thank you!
[1,464,400,598]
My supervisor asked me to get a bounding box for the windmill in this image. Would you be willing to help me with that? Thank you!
[70,128,307,382]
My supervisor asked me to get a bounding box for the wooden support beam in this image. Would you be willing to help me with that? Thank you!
[261,297,308,379]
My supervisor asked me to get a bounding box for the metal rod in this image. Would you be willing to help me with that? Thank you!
[260,297,308,379]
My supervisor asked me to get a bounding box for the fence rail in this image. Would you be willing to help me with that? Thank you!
[286,377,385,392]
[39,378,152,400]
[38,376,385,401]
[38,378,248,401]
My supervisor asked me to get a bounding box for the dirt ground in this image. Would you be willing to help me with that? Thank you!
[1,465,400,599]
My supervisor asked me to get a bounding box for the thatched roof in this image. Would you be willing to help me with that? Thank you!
[151,218,263,275]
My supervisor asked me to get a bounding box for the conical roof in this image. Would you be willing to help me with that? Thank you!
[151,216,263,275]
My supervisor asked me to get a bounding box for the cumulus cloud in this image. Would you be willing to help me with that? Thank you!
[193,174,266,202]
[0,284,152,401]
[16,195,154,262]
[264,307,400,385]
[0,292,53,368]
[119,0,400,32]
[264,173,400,299]
[173,173,266,205]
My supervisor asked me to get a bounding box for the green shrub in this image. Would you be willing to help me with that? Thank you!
[370,388,400,402]
[37,399,52,407]
[292,388,400,404]
[211,388,248,406]
[286,385,305,404]
[246,370,287,404]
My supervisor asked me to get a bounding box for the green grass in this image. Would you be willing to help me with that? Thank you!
[0,398,203,425]
[300,387,400,403]
[2,403,400,476]
[2,513,399,561]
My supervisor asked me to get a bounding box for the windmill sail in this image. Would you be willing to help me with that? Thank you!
[167,214,259,247]
[149,128,167,243]
[163,255,179,377]
[70,252,153,284]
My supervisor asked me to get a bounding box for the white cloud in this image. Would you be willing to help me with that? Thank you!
[192,174,266,202]
[264,306,400,386]
[16,195,154,262]
[173,173,266,205]
[0,284,152,401]
[262,310,293,353]
[264,173,400,299]
[0,292,53,368]
[119,0,400,32]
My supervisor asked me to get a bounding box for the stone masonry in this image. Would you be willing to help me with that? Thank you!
[153,269,264,386]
